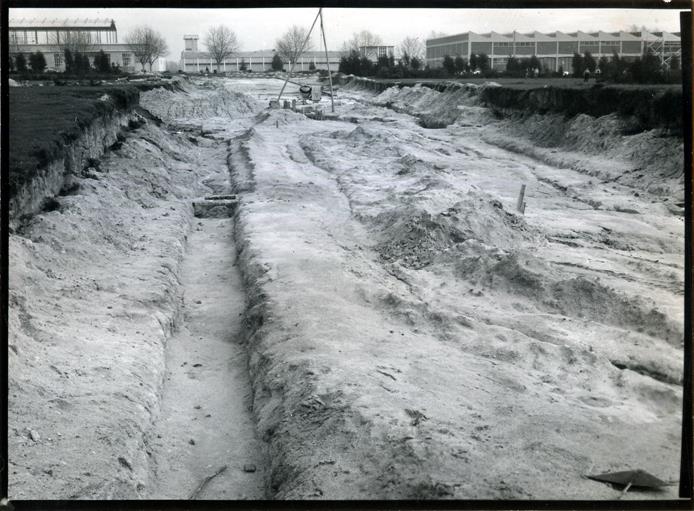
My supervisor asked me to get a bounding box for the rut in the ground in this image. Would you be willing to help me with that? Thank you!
[145,216,267,499]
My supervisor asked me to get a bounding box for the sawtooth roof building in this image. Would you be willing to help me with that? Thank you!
[180,35,342,73]
[8,17,160,72]
[426,30,681,72]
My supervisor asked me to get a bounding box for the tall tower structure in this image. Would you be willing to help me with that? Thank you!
[184,34,199,52]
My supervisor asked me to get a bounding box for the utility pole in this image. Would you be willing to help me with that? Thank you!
[277,9,321,103]
[319,8,335,113]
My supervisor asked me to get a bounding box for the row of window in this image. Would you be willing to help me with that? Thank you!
[428,41,677,58]
[49,52,130,67]
[9,29,117,45]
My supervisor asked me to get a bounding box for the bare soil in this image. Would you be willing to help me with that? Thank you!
[145,217,266,499]
[8,76,683,500]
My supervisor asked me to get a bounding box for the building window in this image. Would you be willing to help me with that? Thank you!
[11,30,27,45]
[54,53,63,67]
[122,53,131,66]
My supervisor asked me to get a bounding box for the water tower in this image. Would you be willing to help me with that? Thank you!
[184,34,198,52]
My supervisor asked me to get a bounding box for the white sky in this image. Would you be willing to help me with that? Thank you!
[10,7,684,60]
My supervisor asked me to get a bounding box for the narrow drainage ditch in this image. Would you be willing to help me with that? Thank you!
[145,196,267,499]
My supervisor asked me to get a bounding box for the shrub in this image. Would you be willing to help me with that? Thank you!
[29,52,47,73]
[15,53,27,73]
[583,51,597,73]
[572,53,584,77]
[442,54,456,76]
[94,50,112,73]
[271,54,284,71]
[454,55,467,74]
[64,49,74,73]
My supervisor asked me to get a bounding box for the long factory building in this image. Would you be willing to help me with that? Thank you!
[8,18,155,72]
[426,30,682,72]
[180,35,342,73]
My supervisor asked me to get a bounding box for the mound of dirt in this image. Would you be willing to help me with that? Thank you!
[373,83,485,128]
[375,191,541,269]
[488,111,683,196]
[454,247,682,345]
[141,86,261,124]
[396,154,436,176]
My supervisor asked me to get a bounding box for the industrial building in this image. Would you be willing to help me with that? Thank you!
[426,30,681,72]
[8,18,156,72]
[358,45,395,62]
[180,35,341,73]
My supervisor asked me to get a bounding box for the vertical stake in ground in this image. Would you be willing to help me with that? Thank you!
[319,9,335,113]
[517,184,527,214]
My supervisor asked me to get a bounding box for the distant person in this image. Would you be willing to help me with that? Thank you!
[595,67,602,81]
[583,68,590,82]
[533,67,539,78]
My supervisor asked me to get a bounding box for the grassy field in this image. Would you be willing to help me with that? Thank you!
[9,85,139,196]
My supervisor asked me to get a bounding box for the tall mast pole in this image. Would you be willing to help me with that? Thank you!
[319,8,335,113]
[276,8,321,104]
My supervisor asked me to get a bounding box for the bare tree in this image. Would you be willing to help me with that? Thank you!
[399,36,424,65]
[627,24,661,34]
[276,25,313,66]
[344,30,383,59]
[126,26,169,72]
[204,25,239,72]
[49,31,95,54]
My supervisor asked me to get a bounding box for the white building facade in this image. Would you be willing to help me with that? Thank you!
[8,17,161,72]
[180,35,342,73]
[426,30,681,72]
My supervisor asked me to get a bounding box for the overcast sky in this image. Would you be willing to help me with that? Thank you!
[10,7,683,59]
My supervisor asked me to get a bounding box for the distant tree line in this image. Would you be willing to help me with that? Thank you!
[571,50,680,84]
[338,50,425,78]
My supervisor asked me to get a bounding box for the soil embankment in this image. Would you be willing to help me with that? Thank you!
[8,78,267,499]
[9,76,684,500]
[9,111,201,498]
[229,78,683,499]
[344,78,684,200]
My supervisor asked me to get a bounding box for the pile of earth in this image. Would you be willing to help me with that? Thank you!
[372,83,487,128]
[452,242,682,347]
[140,84,261,124]
[374,191,542,269]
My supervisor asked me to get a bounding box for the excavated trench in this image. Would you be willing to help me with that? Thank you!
[9,76,684,500]
[138,88,270,499]
[144,213,267,499]
[8,81,270,499]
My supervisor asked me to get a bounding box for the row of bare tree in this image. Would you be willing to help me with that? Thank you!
[10,22,436,73]
[200,25,430,72]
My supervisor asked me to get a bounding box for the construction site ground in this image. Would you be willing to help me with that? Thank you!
[8,76,684,500]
